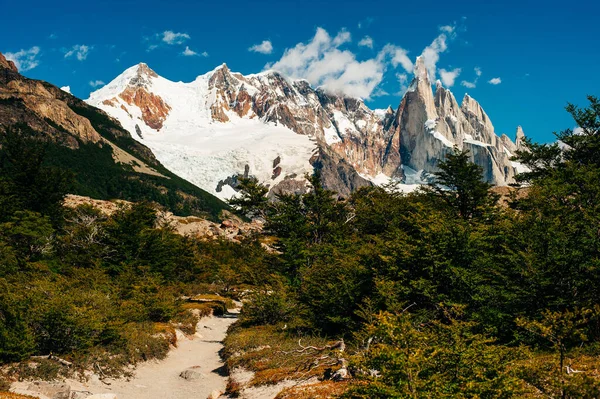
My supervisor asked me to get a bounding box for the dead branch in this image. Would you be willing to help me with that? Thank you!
[30,354,72,367]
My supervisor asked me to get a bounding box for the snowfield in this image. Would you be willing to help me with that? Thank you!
[87,64,317,200]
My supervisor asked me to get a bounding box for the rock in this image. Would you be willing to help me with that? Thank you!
[207,389,223,399]
[390,55,523,185]
[220,220,235,229]
[179,367,205,381]
[26,381,71,399]
[70,391,93,399]
[86,394,118,399]
[516,125,527,151]
[0,52,18,73]
[332,367,350,381]
[271,166,282,180]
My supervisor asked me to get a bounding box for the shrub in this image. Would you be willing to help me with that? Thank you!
[239,285,294,326]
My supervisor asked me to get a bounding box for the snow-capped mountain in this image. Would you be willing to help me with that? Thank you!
[86,57,525,199]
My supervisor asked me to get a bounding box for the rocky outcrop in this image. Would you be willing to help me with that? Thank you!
[0,52,18,72]
[0,70,102,147]
[88,57,526,197]
[89,63,399,196]
[313,149,373,197]
[119,86,170,130]
[63,194,261,241]
[389,56,524,185]
[516,125,526,151]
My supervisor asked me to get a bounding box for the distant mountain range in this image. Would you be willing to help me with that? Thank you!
[0,52,227,219]
[86,56,527,199]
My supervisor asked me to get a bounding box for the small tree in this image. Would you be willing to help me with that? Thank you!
[425,147,497,219]
[516,307,599,398]
[227,177,269,219]
[514,95,600,183]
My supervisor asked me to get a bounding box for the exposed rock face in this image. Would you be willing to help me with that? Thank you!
[0,52,18,72]
[313,149,373,197]
[0,71,102,146]
[88,58,526,197]
[88,63,397,198]
[0,53,169,175]
[120,86,171,130]
[516,125,526,151]
[98,63,171,130]
[390,56,524,185]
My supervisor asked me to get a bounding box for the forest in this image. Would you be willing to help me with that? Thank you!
[1,97,599,398]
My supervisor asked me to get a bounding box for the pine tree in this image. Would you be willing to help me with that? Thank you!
[425,147,497,220]
[227,177,269,219]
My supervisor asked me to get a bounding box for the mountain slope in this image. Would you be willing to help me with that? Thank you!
[87,58,526,198]
[87,64,392,198]
[0,52,227,220]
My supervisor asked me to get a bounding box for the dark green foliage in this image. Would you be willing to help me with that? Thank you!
[0,127,73,224]
[239,282,296,326]
[424,147,498,219]
[227,177,269,219]
[346,308,527,398]
[0,124,227,220]
[228,97,600,396]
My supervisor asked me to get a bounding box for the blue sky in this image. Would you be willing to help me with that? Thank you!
[2,0,598,143]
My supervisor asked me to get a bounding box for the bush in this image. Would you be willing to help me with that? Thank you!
[239,285,295,326]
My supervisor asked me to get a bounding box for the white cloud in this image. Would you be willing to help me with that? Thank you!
[488,77,502,85]
[358,36,374,49]
[181,46,208,57]
[182,46,198,56]
[419,23,460,82]
[248,40,273,54]
[60,86,71,93]
[332,29,351,46]
[64,45,91,61]
[5,46,40,71]
[162,31,190,45]
[379,44,413,73]
[439,25,455,34]
[268,27,388,99]
[461,66,481,88]
[439,68,461,87]
[89,80,105,87]
[267,24,461,99]
[396,72,409,95]
[421,34,448,82]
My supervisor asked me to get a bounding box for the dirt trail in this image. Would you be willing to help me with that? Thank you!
[12,312,238,399]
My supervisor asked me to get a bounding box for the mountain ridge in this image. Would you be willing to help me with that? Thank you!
[85,56,526,199]
[0,52,228,219]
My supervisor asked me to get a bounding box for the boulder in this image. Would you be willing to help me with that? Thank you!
[26,381,71,399]
[179,367,204,381]
[207,389,223,399]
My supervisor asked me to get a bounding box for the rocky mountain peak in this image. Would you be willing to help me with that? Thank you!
[128,63,158,88]
[516,125,526,150]
[0,52,18,73]
[413,56,429,83]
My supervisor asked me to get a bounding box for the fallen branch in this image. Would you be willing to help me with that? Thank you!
[94,362,112,385]
[296,338,345,353]
[30,354,72,367]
